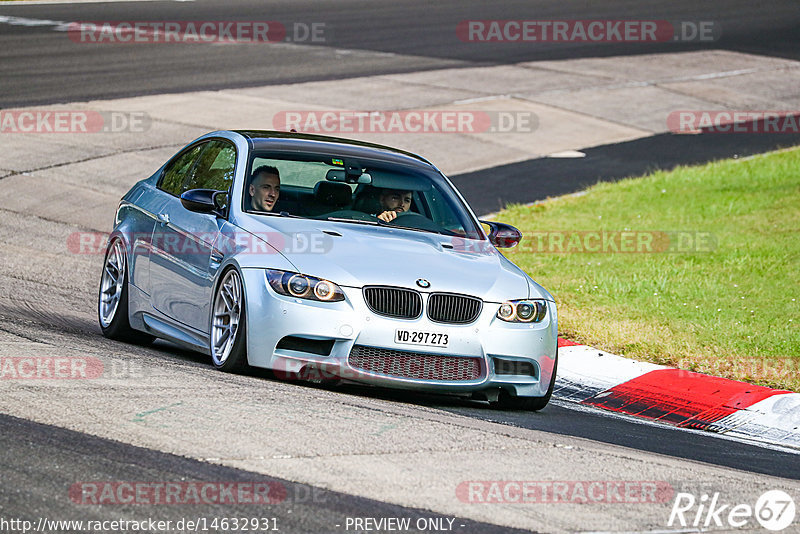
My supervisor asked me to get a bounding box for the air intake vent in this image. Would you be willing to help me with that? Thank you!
[494,358,536,377]
[276,336,335,356]
[348,345,482,381]
[363,286,422,319]
[427,293,482,324]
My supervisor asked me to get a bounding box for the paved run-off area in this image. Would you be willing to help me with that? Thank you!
[1,49,800,532]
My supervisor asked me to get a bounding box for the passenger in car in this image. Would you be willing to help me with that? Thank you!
[249,165,280,212]
[377,188,412,222]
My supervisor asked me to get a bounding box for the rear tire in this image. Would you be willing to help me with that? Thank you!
[210,268,248,372]
[98,237,155,344]
[492,348,558,411]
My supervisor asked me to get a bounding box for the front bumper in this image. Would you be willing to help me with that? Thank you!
[241,269,557,398]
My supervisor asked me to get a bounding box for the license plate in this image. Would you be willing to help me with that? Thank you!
[395,329,449,348]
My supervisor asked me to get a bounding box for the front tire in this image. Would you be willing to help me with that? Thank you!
[492,349,558,411]
[210,268,248,372]
[98,237,155,344]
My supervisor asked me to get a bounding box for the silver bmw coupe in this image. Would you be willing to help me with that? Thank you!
[98,130,558,410]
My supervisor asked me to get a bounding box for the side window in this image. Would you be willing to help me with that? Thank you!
[184,140,236,192]
[159,143,205,196]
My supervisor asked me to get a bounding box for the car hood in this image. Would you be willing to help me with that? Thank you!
[239,216,546,302]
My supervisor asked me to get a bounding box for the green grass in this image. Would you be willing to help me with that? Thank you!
[497,147,800,391]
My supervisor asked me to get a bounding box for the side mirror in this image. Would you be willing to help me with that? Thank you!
[181,189,227,217]
[480,220,523,248]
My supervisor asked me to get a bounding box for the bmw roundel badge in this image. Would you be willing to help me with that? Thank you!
[416,279,431,288]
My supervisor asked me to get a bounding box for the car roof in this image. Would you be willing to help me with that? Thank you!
[233,130,434,169]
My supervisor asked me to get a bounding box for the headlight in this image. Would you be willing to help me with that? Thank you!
[288,274,310,297]
[266,269,345,302]
[496,299,547,323]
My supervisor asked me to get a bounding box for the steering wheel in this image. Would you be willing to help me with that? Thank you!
[387,211,449,233]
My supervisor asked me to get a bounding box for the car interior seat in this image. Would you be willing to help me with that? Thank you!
[307,181,352,215]
[351,185,383,215]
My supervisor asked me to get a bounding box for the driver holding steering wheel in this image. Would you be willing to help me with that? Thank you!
[377,188,413,222]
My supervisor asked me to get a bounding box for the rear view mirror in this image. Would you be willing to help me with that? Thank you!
[326,168,372,184]
[325,169,346,182]
[481,220,523,248]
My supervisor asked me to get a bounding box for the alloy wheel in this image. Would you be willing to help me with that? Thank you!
[211,269,243,365]
[99,239,126,328]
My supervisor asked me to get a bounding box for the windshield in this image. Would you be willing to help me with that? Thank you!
[243,153,484,240]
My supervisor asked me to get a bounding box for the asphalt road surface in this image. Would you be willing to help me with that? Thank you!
[0,287,798,531]
[0,0,799,107]
[0,414,533,534]
[455,128,800,215]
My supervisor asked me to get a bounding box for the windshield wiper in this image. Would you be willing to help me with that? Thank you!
[252,211,302,218]
[391,226,453,237]
[326,217,379,225]
[325,216,456,237]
